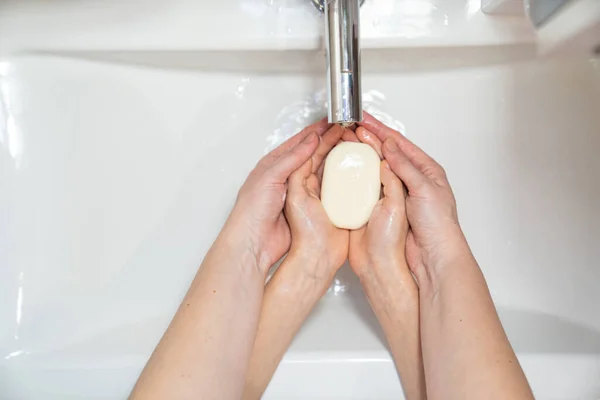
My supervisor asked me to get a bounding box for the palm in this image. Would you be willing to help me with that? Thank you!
[233,179,293,267]
[403,187,458,275]
[284,124,351,277]
[349,195,407,277]
[291,175,348,258]
[307,195,347,257]
[285,169,348,271]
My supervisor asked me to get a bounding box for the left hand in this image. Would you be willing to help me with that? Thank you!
[284,124,350,287]
[345,128,418,309]
[223,119,331,276]
[357,112,466,288]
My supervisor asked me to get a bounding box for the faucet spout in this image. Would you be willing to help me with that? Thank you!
[324,0,362,126]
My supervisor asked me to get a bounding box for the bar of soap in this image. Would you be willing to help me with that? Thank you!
[321,142,381,230]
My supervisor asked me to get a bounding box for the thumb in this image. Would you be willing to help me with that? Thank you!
[380,160,404,202]
[269,133,319,183]
[289,157,313,193]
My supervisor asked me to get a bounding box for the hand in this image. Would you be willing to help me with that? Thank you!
[358,112,470,286]
[242,125,353,400]
[343,129,410,276]
[343,129,417,309]
[344,129,426,400]
[223,119,331,275]
[284,124,350,288]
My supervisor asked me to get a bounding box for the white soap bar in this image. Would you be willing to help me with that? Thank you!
[321,142,381,230]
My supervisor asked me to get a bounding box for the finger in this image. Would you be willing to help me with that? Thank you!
[317,158,327,180]
[406,230,427,283]
[306,174,321,198]
[360,112,445,180]
[356,127,383,159]
[269,132,319,183]
[382,138,428,193]
[289,157,313,191]
[397,139,447,184]
[380,160,404,201]
[342,129,360,143]
[263,118,331,166]
[359,111,405,142]
[358,111,404,142]
[312,125,345,173]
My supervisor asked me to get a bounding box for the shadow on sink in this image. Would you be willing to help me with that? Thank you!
[500,309,600,354]
[292,264,600,356]
[4,268,600,363]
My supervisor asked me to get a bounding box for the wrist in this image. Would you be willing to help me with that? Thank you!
[288,245,333,265]
[200,239,267,301]
[213,221,268,279]
[219,211,274,277]
[278,249,339,296]
[356,254,409,287]
[417,236,479,301]
[359,259,418,315]
[428,226,472,268]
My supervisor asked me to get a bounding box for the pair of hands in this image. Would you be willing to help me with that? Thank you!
[225,112,465,294]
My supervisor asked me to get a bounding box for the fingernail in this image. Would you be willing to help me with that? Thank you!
[384,139,399,153]
[302,132,317,144]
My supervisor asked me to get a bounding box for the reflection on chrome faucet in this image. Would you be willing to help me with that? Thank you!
[319,0,363,126]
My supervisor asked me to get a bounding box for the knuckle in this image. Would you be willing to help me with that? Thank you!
[436,165,448,180]
[422,161,446,180]
[414,179,430,192]
[256,155,272,169]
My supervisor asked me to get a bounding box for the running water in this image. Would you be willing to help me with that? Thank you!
[265,89,406,153]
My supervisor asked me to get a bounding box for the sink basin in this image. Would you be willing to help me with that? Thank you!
[1,1,600,399]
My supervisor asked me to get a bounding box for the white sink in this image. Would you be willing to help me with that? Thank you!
[1,1,600,399]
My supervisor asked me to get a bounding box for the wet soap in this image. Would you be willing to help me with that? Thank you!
[321,142,381,230]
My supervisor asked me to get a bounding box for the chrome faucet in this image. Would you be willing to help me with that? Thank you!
[313,0,363,126]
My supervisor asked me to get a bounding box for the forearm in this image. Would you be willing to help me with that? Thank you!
[243,253,332,400]
[360,263,426,400]
[132,230,266,400]
[418,241,533,400]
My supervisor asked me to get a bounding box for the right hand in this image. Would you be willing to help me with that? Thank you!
[358,112,471,286]
[224,119,330,276]
[283,125,350,290]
